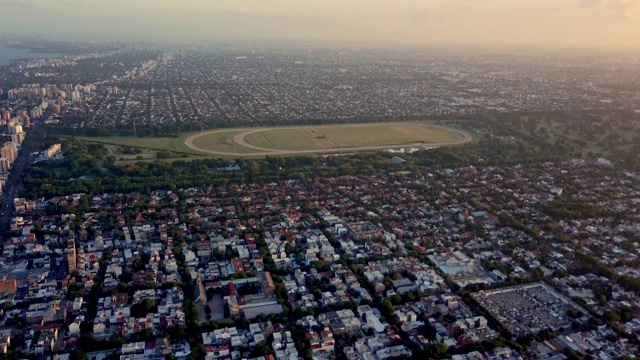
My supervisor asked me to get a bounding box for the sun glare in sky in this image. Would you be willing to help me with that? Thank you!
[1,0,639,48]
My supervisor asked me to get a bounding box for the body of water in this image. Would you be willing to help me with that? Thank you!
[0,45,62,66]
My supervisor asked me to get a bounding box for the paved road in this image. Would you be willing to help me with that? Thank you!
[0,116,46,237]
[184,123,473,156]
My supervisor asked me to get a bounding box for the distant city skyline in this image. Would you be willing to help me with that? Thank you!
[1,0,640,49]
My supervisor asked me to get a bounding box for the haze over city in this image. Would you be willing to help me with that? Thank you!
[2,1,640,360]
[1,0,640,49]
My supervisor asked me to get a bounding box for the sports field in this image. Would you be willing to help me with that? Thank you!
[184,122,471,156]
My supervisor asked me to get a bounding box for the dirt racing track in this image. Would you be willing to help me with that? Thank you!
[183,123,473,156]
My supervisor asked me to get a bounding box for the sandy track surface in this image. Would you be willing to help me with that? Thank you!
[183,124,472,156]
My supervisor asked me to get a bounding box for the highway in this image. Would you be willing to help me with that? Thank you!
[0,115,47,238]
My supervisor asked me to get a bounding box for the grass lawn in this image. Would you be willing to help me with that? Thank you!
[77,134,204,155]
[243,129,321,151]
[191,130,259,154]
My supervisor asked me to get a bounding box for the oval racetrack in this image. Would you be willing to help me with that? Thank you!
[183,123,473,156]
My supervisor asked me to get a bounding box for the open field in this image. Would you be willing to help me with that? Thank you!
[190,130,255,154]
[78,136,176,149]
[76,134,202,155]
[184,122,471,156]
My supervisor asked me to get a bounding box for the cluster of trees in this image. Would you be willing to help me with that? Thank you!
[478,109,640,159]
[21,138,109,198]
[572,252,640,323]
[566,306,583,319]
[130,298,157,318]
[156,150,174,159]
[517,328,559,347]
[20,152,247,199]
[121,146,142,155]
[538,200,608,220]
[617,275,640,296]
[573,253,616,279]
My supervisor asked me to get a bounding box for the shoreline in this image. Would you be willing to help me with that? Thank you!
[0,44,63,66]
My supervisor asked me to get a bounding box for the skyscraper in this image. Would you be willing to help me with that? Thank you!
[0,143,16,164]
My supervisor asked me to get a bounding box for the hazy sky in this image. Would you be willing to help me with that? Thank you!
[1,0,640,49]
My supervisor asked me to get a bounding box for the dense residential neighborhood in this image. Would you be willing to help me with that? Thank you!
[1,157,639,359]
[1,42,640,136]
[1,38,640,360]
